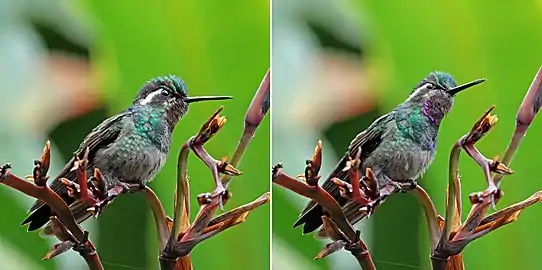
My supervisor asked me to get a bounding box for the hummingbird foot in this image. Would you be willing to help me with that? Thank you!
[382,180,404,194]
[359,183,397,217]
[397,179,418,193]
[360,198,383,217]
[406,179,418,190]
[122,182,146,194]
[88,183,131,217]
[384,179,418,194]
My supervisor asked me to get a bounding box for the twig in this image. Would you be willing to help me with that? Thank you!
[411,185,440,251]
[273,168,357,241]
[272,140,375,269]
[494,66,542,187]
[141,186,171,251]
[164,137,193,259]
[221,69,270,187]
[0,142,104,270]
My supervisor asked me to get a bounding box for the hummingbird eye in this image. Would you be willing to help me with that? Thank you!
[426,83,436,90]
[160,89,171,97]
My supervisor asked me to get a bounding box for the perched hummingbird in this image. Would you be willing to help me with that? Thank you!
[22,75,231,233]
[294,71,485,234]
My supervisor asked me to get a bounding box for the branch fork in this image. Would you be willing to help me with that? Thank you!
[273,140,375,269]
[0,141,104,270]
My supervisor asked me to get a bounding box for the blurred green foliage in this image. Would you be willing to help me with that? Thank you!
[273,1,542,269]
[1,1,269,270]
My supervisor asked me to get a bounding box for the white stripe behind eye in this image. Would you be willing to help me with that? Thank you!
[407,82,432,101]
[139,90,162,105]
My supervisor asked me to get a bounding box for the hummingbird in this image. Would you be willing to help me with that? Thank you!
[293,71,485,234]
[22,75,232,233]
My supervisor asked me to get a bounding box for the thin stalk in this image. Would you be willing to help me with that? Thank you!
[161,140,192,268]
[352,250,376,270]
[441,138,464,248]
[431,255,448,270]
[495,66,542,186]
[141,186,170,250]
[82,251,104,270]
[170,141,191,250]
[494,128,526,186]
[159,258,178,270]
[221,130,255,187]
[411,185,440,250]
[221,69,270,187]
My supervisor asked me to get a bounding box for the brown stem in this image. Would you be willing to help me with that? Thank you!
[430,255,448,270]
[273,167,357,240]
[0,143,103,270]
[221,69,270,187]
[80,248,104,270]
[346,240,376,270]
[2,171,86,240]
[495,67,542,186]
[161,139,193,268]
[141,186,171,250]
[440,138,463,249]
[411,185,440,250]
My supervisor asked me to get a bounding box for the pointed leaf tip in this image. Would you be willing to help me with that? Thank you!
[314,240,348,260]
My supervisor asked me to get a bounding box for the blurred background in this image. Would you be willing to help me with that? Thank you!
[272,0,542,269]
[0,1,269,270]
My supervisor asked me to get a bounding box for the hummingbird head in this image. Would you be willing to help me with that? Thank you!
[407,71,485,115]
[134,75,232,124]
[402,71,485,126]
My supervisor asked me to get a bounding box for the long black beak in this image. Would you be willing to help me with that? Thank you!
[447,78,486,96]
[184,95,233,103]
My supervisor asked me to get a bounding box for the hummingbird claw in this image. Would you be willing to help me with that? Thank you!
[407,179,418,190]
[115,182,132,193]
[87,183,129,216]
[88,201,107,218]
[137,183,146,191]
[359,206,371,218]
[384,180,402,193]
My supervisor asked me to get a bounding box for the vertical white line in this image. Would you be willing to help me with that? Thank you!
[268,0,274,268]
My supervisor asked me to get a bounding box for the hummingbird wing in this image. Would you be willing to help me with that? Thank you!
[22,111,131,231]
[293,111,395,234]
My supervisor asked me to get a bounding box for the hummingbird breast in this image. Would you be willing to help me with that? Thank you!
[363,127,436,184]
[94,110,173,187]
[93,134,169,187]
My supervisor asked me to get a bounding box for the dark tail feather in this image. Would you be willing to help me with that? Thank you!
[22,193,75,232]
[293,205,325,234]
[41,200,94,235]
[21,205,52,231]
